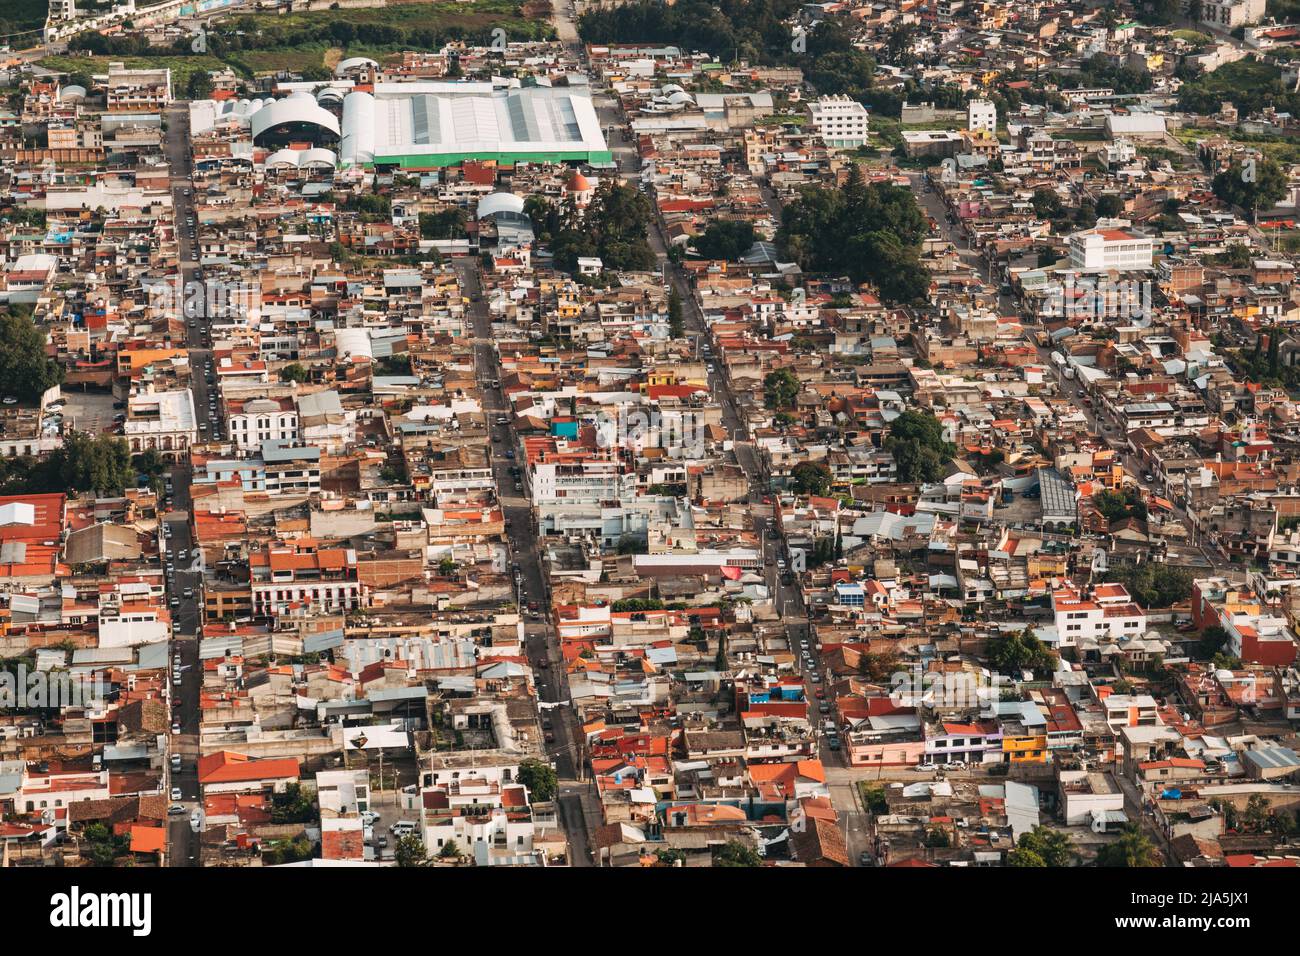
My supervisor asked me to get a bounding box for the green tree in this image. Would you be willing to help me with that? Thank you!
[1198,625,1229,659]
[1102,563,1194,608]
[616,533,646,555]
[1008,825,1077,867]
[1095,824,1158,867]
[133,449,168,497]
[692,219,756,260]
[0,307,64,401]
[791,461,832,496]
[884,410,954,483]
[270,783,316,824]
[655,846,686,866]
[764,368,800,410]
[279,363,309,383]
[46,433,134,495]
[1243,793,1271,833]
[1031,187,1066,219]
[988,628,1056,677]
[186,70,214,100]
[777,168,930,305]
[540,181,657,275]
[1213,157,1288,221]
[419,208,467,240]
[394,834,429,867]
[517,758,558,801]
[668,287,684,339]
[438,839,463,859]
[714,839,762,867]
[1093,487,1147,524]
[1095,194,1124,219]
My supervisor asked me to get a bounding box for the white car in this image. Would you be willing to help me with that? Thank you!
[189,810,203,833]
[360,810,381,826]
[170,786,183,801]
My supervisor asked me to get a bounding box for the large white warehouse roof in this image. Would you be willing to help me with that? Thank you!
[339,82,611,168]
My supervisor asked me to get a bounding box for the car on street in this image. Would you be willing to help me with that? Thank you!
[172,721,181,734]
[171,786,183,801]
[168,804,187,816]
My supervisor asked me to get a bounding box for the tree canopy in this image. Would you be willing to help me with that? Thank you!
[0,433,135,497]
[777,168,930,305]
[988,628,1056,678]
[529,182,657,275]
[884,411,954,483]
[1095,824,1158,867]
[692,219,756,261]
[763,369,800,410]
[791,461,832,497]
[1007,825,1077,867]
[517,757,558,802]
[0,307,63,402]
[1212,157,1288,221]
[1102,563,1194,609]
[714,839,763,867]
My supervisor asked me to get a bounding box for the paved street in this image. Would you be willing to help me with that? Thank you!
[455,255,593,865]
[161,99,205,868]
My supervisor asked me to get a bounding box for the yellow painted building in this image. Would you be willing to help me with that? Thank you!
[1003,733,1048,763]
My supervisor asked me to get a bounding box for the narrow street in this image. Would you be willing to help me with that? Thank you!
[454,256,593,865]
[161,99,205,867]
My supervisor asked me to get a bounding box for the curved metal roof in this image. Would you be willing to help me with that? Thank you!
[476,191,526,219]
[335,56,379,75]
[250,94,341,142]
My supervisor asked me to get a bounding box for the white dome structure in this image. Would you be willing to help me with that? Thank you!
[476,191,526,219]
[250,94,341,146]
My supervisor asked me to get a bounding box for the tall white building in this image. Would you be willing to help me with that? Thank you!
[1199,0,1266,30]
[967,98,996,134]
[808,95,870,149]
[226,397,299,452]
[1067,227,1154,272]
[1051,584,1147,648]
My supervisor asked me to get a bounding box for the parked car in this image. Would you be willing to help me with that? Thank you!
[170,786,183,801]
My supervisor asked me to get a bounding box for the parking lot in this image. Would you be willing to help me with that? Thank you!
[61,389,118,436]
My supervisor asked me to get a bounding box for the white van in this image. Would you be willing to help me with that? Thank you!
[389,820,418,837]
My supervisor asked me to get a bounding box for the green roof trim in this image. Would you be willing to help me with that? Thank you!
[358,149,614,169]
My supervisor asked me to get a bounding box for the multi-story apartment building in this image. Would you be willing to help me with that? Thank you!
[249,544,361,619]
[807,95,870,149]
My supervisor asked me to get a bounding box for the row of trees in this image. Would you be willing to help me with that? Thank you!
[69,7,555,61]
[0,433,144,498]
